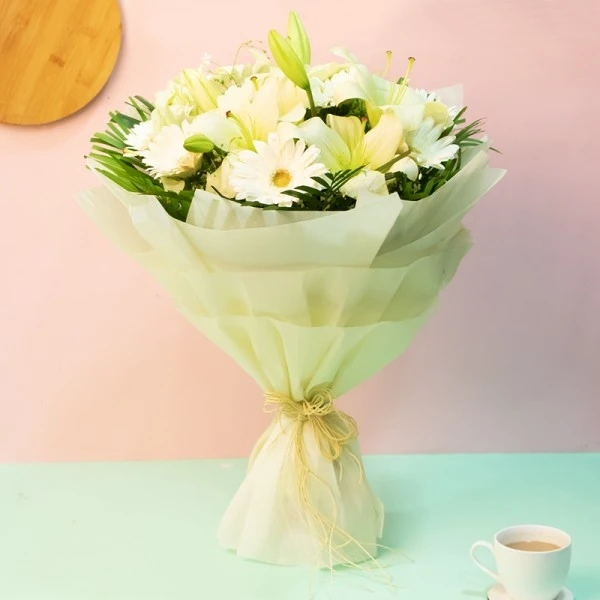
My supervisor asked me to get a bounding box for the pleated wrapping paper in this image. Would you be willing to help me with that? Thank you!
[78,143,504,567]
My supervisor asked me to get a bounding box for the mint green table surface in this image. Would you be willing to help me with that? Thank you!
[0,454,598,600]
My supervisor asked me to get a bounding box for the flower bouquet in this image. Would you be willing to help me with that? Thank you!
[78,12,504,568]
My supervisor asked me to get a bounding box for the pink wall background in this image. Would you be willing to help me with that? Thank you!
[1,0,598,463]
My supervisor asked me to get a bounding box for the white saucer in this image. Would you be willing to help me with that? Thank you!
[488,584,574,600]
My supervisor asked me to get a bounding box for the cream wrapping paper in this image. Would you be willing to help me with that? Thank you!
[77,152,504,567]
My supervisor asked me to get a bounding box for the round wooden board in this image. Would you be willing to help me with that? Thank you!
[0,0,122,125]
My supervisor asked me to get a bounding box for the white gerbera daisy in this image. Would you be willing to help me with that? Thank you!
[392,116,459,180]
[410,117,459,169]
[140,124,200,180]
[123,119,155,156]
[228,133,327,207]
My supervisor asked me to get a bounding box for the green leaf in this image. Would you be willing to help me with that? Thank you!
[281,189,307,200]
[110,111,140,130]
[125,96,152,121]
[133,95,155,112]
[90,133,125,149]
[311,176,330,188]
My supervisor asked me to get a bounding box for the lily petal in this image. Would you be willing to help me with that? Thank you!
[330,46,359,63]
[363,112,404,170]
[332,80,369,105]
[391,156,419,181]
[248,79,280,141]
[326,115,364,167]
[160,177,185,193]
[279,102,307,123]
[296,117,350,171]
[186,111,240,151]
[341,170,388,199]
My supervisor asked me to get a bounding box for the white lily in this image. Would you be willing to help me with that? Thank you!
[294,110,404,171]
[153,68,225,128]
[332,56,454,134]
[153,88,193,127]
[173,68,224,113]
[276,75,309,122]
[333,63,427,131]
[181,77,281,152]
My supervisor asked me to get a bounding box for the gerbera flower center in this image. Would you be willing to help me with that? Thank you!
[271,169,292,188]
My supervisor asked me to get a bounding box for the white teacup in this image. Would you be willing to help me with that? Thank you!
[470,524,572,600]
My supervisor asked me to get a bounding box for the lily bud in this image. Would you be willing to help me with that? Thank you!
[287,11,311,64]
[183,134,215,153]
[268,30,310,90]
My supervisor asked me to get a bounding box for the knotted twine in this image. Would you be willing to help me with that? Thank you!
[264,385,379,568]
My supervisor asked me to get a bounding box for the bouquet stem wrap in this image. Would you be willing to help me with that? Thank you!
[218,388,382,567]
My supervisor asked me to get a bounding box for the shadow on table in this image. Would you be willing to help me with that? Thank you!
[570,569,600,600]
[380,510,420,551]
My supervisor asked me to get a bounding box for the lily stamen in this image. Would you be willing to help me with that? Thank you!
[382,50,393,78]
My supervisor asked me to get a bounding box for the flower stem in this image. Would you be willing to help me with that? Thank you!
[378,149,412,173]
[305,86,317,117]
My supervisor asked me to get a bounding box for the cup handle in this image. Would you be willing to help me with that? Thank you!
[470,541,500,582]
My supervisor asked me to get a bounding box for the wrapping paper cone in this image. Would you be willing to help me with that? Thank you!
[373,149,505,259]
[77,148,504,567]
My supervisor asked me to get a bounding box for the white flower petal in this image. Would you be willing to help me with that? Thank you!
[296,117,351,171]
[228,132,327,205]
[141,124,200,179]
[124,120,155,155]
[330,47,360,63]
[391,156,419,181]
[363,112,404,170]
[279,102,307,122]
[341,170,388,199]
[326,115,364,166]
[160,177,185,192]
[185,111,240,151]
[388,103,425,131]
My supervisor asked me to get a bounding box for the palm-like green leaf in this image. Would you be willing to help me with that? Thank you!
[87,96,193,220]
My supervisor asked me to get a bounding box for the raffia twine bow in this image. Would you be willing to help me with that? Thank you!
[264,386,359,463]
[263,385,378,568]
